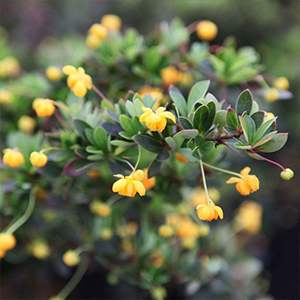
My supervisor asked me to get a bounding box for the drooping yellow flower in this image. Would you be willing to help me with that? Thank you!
[63,250,80,267]
[175,152,189,163]
[265,88,279,102]
[30,151,48,168]
[89,23,108,39]
[18,116,36,133]
[226,167,259,196]
[31,241,50,260]
[141,168,156,190]
[196,204,223,221]
[0,89,13,105]
[86,34,101,49]
[234,201,262,235]
[176,220,199,238]
[138,86,164,109]
[112,170,146,197]
[196,20,218,41]
[280,168,294,181]
[101,14,122,31]
[273,77,289,90]
[158,224,174,238]
[62,65,92,98]
[0,56,21,78]
[0,233,16,252]
[90,201,111,217]
[45,66,63,82]
[160,66,181,86]
[139,106,176,132]
[3,148,25,168]
[33,98,55,117]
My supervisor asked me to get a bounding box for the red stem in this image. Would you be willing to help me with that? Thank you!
[250,149,285,171]
[91,83,108,100]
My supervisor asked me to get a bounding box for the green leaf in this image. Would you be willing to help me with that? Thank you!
[169,85,187,117]
[257,133,288,153]
[226,107,239,131]
[84,129,96,145]
[181,129,199,139]
[110,140,133,147]
[200,141,215,154]
[239,115,256,144]
[251,111,264,129]
[125,100,137,117]
[187,80,210,112]
[236,89,253,116]
[234,143,252,150]
[193,105,210,133]
[179,116,193,129]
[252,117,276,145]
[215,110,226,129]
[120,115,135,135]
[87,154,104,161]
[132,134,164,153]
[177,148,198,162]
[74,118,92,137]
[165,137,176,151]
[86,146,104,154]
[118,131,132,140]
[194,135,205,146]
[93,126,108,152]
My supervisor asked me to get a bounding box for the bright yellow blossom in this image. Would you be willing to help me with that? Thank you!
[150,250,164,268]
[181,238,196,249]
[33,98,55,117]
[176,220,199,238]
[62,65,92,98]
[226,167,259,196]
[89,23,108,39]
[112,170,146,197]
[3,148,25,168]
[160,66,181,86]
[265,88,279,102]
[0,89,13,105]
[101,14,122,31]
[196,20,218,41]
[90,201,111,217]
[0,233,16,252]
[273,77,289,90]
[86,34,101,49]
[234,201,262,235]
[158,224,174,238]
[196,204,223,221]
[18,116,36,133]
[0,56,21,78]
[63,250,80,267]
[141,168,156,190]
[30,151,48,168]
[139,106,176,132]
[45,66,62,82]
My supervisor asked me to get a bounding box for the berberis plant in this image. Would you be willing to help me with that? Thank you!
[0,15,294,300]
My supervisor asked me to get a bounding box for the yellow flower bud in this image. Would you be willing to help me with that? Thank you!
[181,238,196,249]
[160,66,180,86]
[18,115,36,133]
[273,77,289,90]
[265,88,279,102]
[196,20,218,41]
[179,72,193,87]
[63,250,80,267]
[100,228,113,240]
[101,14,122,31]
[86,34,101,49]
[158,224,174,238]
[0,89,13,105]
[280,168,294,181]
[30,151,48,168]
[132,169,145,181]
[3,148,25,168]
[89,24,108,39]
[198,224,210,237]
[46,66,62,82]
[90,201,111,217]
[32,241,50,260]
[33,98,55,117]
[0,233,16,252]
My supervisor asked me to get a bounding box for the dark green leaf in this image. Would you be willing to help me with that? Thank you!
[93,126,108,151]
[74,118,92,137]
[120,115,135,135]
[226,107,238,131]
[251,111,264,129]
[132,134,164,153]
[179,116,193,129]
[236,89,253,116]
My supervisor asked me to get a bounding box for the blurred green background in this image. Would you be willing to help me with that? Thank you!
[1,0,299,299]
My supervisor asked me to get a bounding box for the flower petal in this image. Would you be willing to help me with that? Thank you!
[161,111,176,123]
[236,181,251,196]
[133,181,146,196]
[112,179,127,192]
[157,117,167,131]
[240,167,251,177]
[226,177,241,184]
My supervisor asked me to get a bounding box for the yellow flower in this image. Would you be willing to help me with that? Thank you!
[33,98,55,117]
[160,66,181,86]
[178,72,193,87]
[175,152,189,163]
[101,14,122,31]
[30,151,48,168]
[0,233,16,252]
[138,86,164,109]
[150,250,164,268]
[158,224,174,238]
[46,66,63,82]
[0,89,13,105]
[86,34,101,49]
[196,204,223,221]
[181,238,196,249]
[226,167,259,196]
[62,65,92,98]
[3,148,25,168]
[166,214,181,226]
[90,201,111,217]
[264,112,275,123]
[100,228,113,240]
[32,241,50,260]
[234,201,262,235]
[141,168,156,190]
[265,88,279,102]
[273,77,289,90]
[280,168,294,181]
[0,56,21,78]
[63,250,80,267]
[176,220,199,238]
[198,224,210,237]
[18,116,36,133]
[139,106,176,132]
[89,23,108,39]
[112,170,146,197]
[196,20,218,41]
